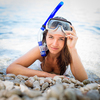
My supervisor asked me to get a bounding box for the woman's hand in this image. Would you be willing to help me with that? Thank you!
[65,26,78,50]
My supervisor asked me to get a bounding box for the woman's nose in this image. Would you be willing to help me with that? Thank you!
[52,39,58,46]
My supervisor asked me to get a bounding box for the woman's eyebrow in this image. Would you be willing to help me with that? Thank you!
[48,34,53,36]
[59,37,64,39]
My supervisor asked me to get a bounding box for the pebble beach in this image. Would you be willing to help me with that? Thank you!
[0,0,100,99]
[0,69,100,100]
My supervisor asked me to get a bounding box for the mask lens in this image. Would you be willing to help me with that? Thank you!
[62,22,71,31]
[48,20,59,29]
[47,19,72,31]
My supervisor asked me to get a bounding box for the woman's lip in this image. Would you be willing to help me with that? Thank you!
[51,47,58,50]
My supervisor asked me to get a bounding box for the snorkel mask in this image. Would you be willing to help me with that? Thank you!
[46,17,72,36]
[38,1,64,57]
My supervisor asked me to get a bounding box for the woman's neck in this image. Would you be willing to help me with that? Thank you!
[47,52,60,62]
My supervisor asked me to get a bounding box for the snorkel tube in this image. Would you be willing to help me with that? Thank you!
[38,1,64,56]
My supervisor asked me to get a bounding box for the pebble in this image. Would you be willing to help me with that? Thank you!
[83,79,91,85]
[6,89,21,98]
[86,90,100,100]
[24,90,42,98]
[42,82,49,91]
[0,80,6,90]
[7,95,22,100]
[6,74,16,79]
[46,84,64,99]
[17,75,28,80]
[3,81,14,90]
[0,71,100,100]
[0,71,4,74]
[33,81,40,91]
[25,79,34,87]
[64,88,76,100]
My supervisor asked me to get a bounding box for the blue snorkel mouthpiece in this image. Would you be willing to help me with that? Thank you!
[38,1,64,57]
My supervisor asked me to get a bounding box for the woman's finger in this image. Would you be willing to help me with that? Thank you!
[66,34,78,40]
[65,31,76,36]
[70,25,76,34]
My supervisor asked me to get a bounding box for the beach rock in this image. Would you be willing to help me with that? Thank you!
[17,75,28,80]
[0,90,8,98]
[69,78,77,84]
[22,95,33,100]
[64,88,76,100]
[3,81,14,90]
[4,76,14,80]
[62,83,69,89]
[56,78,62,84]
[0,71,4,74]
[0,69,100,100]
[86,90,100,100]
[97,79,100,84]
[44,77,52,84]
[85,83,98,90]
[98,87,100,94]
[53,76,64,82]
[42,82,49,91]
[25,77,35,87]
[48,97,57,100]
[0,74,4,81]
[75,80,84,87]
[46,84,64,99]
[13,86,20,90]
[62,78,71,84]
[5,89,22,98]
[0,80,6,90]
[0,97,6,100]
[75,89,90,100]
[32,96,47,100]
[28,77,35,81]
[20,82,29,92]
[79,87,87,94]
[80,83,98,93]
[33,81,40,91]
[68,83,75,88]
[52,80,56,85]
[7,95,22,100]
[39,78,45,86]
[24,90,42,98]
[6,74,16,79]
[33,75,39,81]
[13,77,21,86]
[83,79,91,85]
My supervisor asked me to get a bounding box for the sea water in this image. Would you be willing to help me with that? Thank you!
[0,0,100,78]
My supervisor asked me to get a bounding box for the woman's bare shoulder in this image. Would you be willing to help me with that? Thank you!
[25,46,43,61]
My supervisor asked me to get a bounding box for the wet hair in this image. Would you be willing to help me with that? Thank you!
[42,16,72,75]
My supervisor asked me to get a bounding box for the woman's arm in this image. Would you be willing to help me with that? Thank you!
[6,46,56,78]
[66,26,88,82]
[69,48,88,82]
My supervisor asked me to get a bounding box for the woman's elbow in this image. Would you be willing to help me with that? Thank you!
[79,75,88,82]
[6,64,14,74]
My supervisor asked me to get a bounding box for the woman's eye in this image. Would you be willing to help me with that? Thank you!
[49,36,53,38]
[59,38,64,41]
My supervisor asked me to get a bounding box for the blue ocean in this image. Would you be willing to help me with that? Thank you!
[0,0,100,79]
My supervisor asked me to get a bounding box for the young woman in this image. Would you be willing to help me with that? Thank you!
[6,16,88,82]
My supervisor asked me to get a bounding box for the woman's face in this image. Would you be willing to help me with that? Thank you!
[46,30,65,55]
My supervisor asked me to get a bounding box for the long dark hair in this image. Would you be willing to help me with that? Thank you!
[42,16,72,75]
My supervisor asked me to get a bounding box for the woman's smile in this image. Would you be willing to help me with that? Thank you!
[51,47,59,51]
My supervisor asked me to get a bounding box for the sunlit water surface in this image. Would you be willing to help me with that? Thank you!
[0,0,100,78]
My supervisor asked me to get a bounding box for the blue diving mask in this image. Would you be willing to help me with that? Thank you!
[46,18,72,34]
